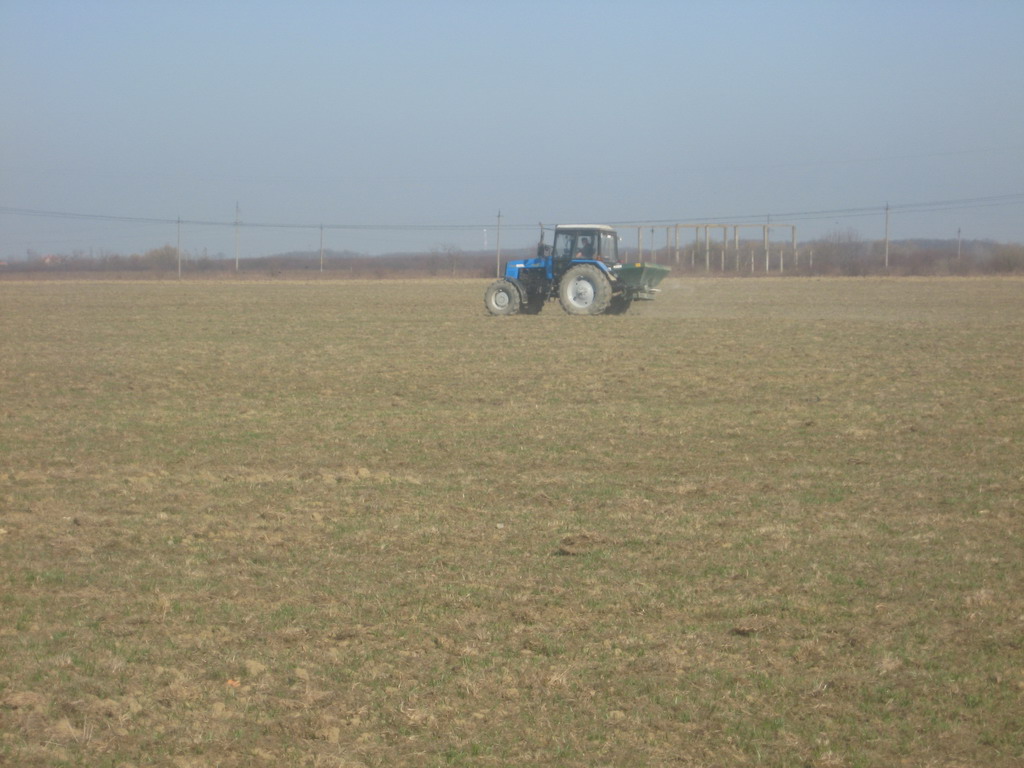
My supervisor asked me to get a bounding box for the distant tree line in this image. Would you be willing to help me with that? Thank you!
[3,245,505,278]
[4,234,1022,277]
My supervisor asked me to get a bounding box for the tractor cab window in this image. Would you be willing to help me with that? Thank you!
[553,231,577,261]
[599,231,619,264]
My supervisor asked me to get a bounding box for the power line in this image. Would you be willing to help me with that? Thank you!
[616,193,1024,227]
[0,206,510,232]
[2,193,1023,234]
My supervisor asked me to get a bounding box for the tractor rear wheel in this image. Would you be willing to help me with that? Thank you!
[558,264,612,315]
[484,279,521,315]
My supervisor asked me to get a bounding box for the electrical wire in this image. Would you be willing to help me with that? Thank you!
[615,193,1024,227]
[2,193,1023,234]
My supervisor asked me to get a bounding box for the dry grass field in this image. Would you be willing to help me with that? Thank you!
[1,276,1022,767]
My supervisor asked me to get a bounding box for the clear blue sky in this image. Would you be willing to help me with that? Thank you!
[2,0,1023,258]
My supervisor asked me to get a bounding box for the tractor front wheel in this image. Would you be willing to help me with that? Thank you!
[484,279,521,315]
[558,264,612,315]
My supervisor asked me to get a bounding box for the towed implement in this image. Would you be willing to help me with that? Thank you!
[484,224,669,316]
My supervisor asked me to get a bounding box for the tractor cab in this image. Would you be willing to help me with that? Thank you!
[552,225,619,269]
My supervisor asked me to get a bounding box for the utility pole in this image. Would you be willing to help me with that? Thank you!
[319,224,325,272]
[176,217,182,280]
[957,227,962,262]
[722,226,727,273]
[764,219,770,272]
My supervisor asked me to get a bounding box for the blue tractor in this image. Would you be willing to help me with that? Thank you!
[484,224,670,316]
